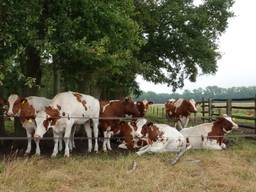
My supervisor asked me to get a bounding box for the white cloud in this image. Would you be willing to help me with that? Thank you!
[137,0,256,93]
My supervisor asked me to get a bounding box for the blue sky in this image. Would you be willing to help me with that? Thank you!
[137,0,256,93]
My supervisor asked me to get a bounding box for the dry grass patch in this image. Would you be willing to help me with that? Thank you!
[1,139,256,192]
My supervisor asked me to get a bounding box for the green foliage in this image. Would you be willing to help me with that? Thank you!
[134,0,234,91]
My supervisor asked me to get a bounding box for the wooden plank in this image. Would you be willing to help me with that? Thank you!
[212,106,227,109]
[232,106,255,110]
[238,123,256,129]
[232,115,256,121]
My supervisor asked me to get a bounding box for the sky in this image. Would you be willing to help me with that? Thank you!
[136,0,256,94]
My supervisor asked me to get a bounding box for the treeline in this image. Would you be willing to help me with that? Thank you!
[135,86,256,103]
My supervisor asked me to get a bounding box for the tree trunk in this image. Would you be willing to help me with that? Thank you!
[22,46,42,96]
[53,59,61,95]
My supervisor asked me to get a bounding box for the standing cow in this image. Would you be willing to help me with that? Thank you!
[34,91,100,157]
[180,114,238,150]
[7,94,51,155]
[165,98,197,129]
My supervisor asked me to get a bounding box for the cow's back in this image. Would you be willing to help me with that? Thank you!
[180,123,213,149]
[27,96,51,112]
[51,91,100,118]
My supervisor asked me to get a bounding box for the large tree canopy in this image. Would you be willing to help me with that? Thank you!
[135,0,233,91]
[0,0,234,98]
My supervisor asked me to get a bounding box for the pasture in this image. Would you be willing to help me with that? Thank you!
[1,139,256,192]
[1,103,256,192]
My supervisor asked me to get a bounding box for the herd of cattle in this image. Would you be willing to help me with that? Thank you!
[0,91,239,157]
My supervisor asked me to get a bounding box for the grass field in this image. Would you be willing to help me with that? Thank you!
[1,138,256,192]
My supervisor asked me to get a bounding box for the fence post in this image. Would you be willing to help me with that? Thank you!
[162,107,164,118]
[254,95,256,134]
[202,97,205,122]
[226,99,232,116]
[0,104,4,136]
[157,107,159,117]
[208,98,212,121]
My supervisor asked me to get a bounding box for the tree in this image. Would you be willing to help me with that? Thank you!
[134,0,234,91]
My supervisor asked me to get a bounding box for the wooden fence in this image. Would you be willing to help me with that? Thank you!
[148,96,256,131]
[201,97,256,131]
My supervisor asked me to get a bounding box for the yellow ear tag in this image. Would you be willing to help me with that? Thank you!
[21,100,26,105]
[28,119,32,123]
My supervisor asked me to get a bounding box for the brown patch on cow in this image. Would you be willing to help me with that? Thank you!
[165,99,196,122]
[141,122,163,144]
[19,99,36,123]
[73,92,87,111]
[207,117,233,145]
[12,97,23,115]
[43,106,61,129]
[0,97,5,106]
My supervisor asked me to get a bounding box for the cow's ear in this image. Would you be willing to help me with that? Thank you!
[146,122,153,127]
[119,121,125,126]
[124,96,132,102]
[20,98,27,105]
[148,101,153,105]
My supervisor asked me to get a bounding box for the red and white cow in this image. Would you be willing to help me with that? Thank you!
[180,114,238,150]
[34,91,100,157]
[165,98,197,129]
[135,100,153,117]
[99,98,141,151]
[7,94,51,155]
[117,118,187,155]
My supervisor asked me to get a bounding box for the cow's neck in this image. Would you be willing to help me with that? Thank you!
[207,123,224,144]
[102,102,126,117]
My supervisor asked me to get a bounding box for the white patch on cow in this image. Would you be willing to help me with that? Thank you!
[142,99,148,106]
[7,94,19,115]
[168,98,175,103]
[189,99,197,112]
[223,114,239,129]
[102,100,119,113]
[135,118,147,137]
[174,98,184,112]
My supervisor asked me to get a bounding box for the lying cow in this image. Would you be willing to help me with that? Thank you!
[7,94,51,155]
[117,118,187,155]
[34,91,100,157]
[135,100,153,117]
[165,98,197,129]
[180,114,238,150]
[99,98,141,151]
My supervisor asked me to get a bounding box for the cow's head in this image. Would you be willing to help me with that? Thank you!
[184,99,197,113]
[122,97,140,117]
[141,122,162,144]
[215,114,239,133]
[34,105,61,138]
[135,100,153,117]
[7,94,25,117]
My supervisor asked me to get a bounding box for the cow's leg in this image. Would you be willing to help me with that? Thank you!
[25,130,32,155]
[107,131,113,151]
[35,138,40,155]
[136,145,151,156]
[183,117,190,128]
[52,132,60,157]
[71,125,77,149]
[103,131,108,152]
[92,119,99,152]
[64,122,73,157]
[58,134,63,152]
[177,120,183,130]
[84,121,92,153]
